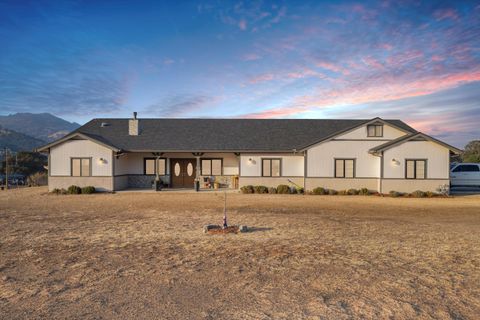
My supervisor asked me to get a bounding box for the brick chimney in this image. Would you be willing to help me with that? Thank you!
[129,112,139,135]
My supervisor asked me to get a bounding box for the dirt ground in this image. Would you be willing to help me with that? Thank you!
[1,188,479,319]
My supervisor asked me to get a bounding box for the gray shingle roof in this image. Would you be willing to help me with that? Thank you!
[60,118,416,152]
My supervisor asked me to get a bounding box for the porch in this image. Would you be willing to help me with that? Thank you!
[113,152,240,190]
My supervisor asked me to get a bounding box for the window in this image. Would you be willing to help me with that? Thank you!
[453,164,479,172]
[201,159,222,175]
[262,158,281,177]
[144,158,166,175]
[335,159,355,178]
[367,124,383,137]
[71,158,91,177]
[406,160,426,179]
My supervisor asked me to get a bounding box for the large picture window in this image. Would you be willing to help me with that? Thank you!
[262,158,281,177]
[144,158,166,175]
[367,124,383,137]
[201,159,222,175]
[335,159,355,178]
[71,158,91,177]
[406,159,426,179]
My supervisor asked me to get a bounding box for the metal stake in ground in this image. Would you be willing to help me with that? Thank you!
[222,191,227,229]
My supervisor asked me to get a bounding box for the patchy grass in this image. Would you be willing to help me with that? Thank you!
[1,187,479,319]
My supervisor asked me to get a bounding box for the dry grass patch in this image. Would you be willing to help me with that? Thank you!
[0,188,479,319]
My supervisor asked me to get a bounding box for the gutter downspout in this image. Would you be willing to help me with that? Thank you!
[379,151,384,195]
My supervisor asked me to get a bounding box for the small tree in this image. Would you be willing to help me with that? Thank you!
[462,140,480,163]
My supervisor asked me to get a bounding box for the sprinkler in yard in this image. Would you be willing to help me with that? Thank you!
[222,191,228,229]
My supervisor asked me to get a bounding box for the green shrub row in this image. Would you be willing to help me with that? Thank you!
[389,190,440,198]
[311,187,371,196]
[240,184,303,194]
[51,185,96,195]
[240,185,441,198]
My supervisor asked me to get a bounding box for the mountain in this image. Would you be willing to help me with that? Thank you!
[0,113,80,142]
[0,126,46,152]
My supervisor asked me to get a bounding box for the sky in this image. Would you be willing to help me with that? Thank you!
[0,0,479,147]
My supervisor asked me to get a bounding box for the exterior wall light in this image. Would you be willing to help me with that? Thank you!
[98,158,107,164]
[391,158,400,165]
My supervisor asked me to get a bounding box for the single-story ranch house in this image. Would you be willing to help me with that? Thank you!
[37,114,461,193]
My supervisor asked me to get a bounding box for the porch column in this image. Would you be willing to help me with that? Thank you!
[192,152,204,187]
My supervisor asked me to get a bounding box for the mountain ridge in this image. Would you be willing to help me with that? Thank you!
[0,113,80,143]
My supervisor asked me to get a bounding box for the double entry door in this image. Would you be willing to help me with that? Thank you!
[170,159,196,188]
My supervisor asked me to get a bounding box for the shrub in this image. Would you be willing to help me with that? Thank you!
[425,191,437,198]
[67,185,81,194]
[51,188,62,195]
[347,188,359,195]
[268,187,277,194]
[312,187,327,195]
[240,185,254,194]
[389,190,402,197]
[27,172,48,186]
[81,186,96,194]
[277,184,290,194]
[328,189,338,195]
[295,187,304,194]
[338,190,348,195]
[254,185,268,194]
[411,190,426,198]
[358,188,370,196]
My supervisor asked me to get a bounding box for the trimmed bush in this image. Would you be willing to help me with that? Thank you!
[425,191,437,198]
[389,190,402,197]
[277,184,290,194]
[347,188,359,195]
[328,189,338,195]
[67,185,81,194]
[51,188,62,195]
[295,187,304,194]
[268,187,277,194]
[240,185,254,194]
[254,185,268,194]
[312,187,327,195]
[81,186,96,194]
[411,190,426,198]
[358,188,370,196]
[338,190,348,195]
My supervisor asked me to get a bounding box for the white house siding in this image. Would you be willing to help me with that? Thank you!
[50,139,113,176]
[307,141,382,178]
[240,154,304,176]
[239,153,304,187]
[381,140,450,193]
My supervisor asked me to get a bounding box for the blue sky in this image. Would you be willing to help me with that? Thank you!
[0,0,479,147]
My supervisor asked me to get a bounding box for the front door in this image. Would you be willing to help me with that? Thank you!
[170,159,196,188]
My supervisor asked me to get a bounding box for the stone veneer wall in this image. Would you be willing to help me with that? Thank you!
[127,175,170,188]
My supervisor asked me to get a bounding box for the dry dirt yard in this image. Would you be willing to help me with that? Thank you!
[1,188,480,319]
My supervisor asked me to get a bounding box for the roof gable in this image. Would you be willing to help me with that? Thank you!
[369,132,462,155]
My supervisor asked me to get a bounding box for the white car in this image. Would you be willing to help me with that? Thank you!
[450,163,480,187]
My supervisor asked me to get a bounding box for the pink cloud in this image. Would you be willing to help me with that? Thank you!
[238,19,247,30]
[316,61,350,75]
[248,73,275,84]
[433,8,459,21]
[242,53,261,61]
[240,69,480,118]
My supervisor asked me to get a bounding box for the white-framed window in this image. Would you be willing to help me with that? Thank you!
[367,124,383,137]
[71,158,91,177]
[262,158,281,177]
[406,159,426,179]
[144,158,166,175]
[335,159,355,178]
[201,159,222,175]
